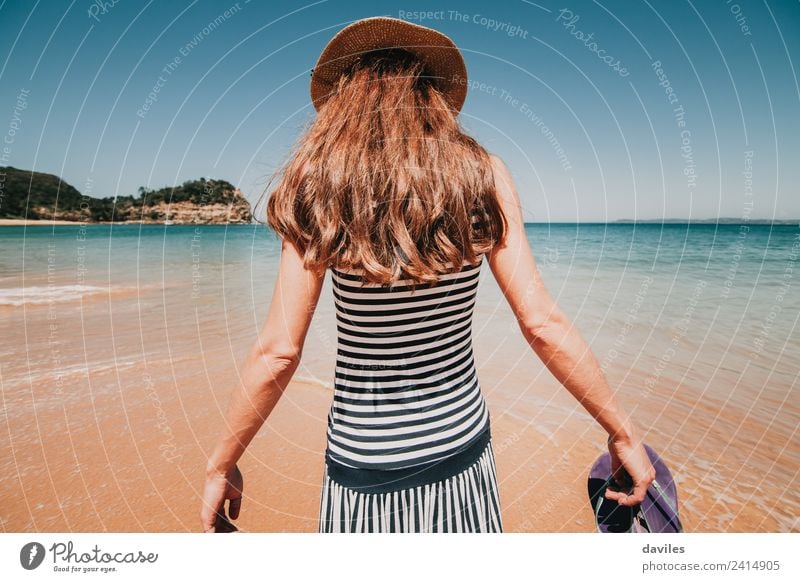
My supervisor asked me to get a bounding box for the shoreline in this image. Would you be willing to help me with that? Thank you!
[0,218,90,226]
[0,218,253,226]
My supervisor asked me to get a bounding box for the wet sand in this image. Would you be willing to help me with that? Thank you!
[0,365,616,533]
[2,356,782,533]
[1,224,797,533]
[0,289,636,532]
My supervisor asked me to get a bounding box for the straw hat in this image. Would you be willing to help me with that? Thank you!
[310,16,468,113]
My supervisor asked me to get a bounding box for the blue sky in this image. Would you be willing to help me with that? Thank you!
[1,0,798,221]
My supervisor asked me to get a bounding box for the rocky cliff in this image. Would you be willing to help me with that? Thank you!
[1,166,253,224]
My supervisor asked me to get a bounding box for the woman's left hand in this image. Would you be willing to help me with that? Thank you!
[200,464,244,533]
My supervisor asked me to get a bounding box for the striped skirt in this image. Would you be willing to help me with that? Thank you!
[318,438,503,533]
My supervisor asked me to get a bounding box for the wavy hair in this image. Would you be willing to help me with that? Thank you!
[257,48,507,289]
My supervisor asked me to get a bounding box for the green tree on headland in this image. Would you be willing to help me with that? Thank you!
[0,166,252,223]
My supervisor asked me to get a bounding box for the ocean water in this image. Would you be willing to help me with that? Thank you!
[0,222,797,532]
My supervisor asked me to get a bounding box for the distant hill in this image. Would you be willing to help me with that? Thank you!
[520,218,799,225]
[0,166,252,224]
[612,218,798,225]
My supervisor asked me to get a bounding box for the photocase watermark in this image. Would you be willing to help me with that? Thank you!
[335,354,441,413]
[542,245,560,269]
[313,320,334,356]
[186,178,228,300]
[642,278,707,398]
[76,177,95,284]
[178,2,243,58]
[87,0,122,22]
[749,227,799,359]
[720,150,754,299]
[555,8,629,77]
[599,275,653,373]
[20,542,46,570]
[492,430,520,455]
[190,227,202,300]
[514,455,573,531]
[512,95,573,172]
[451,74,573,172]
[50,540,157,573]
[725,0,753,37]
[137,63,176,119]
[398,9,529,38]
[136,2,244,119]
[20,539,159,573]
[652,60,697,191]
[3,87,28,149]
[449,72,502,97]
[46,242,66,396]
[1,88,30,214]
[143,372,182,463]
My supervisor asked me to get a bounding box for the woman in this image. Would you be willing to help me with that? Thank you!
[200,17,655,533]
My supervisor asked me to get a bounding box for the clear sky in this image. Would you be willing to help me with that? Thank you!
[1,0,798,221]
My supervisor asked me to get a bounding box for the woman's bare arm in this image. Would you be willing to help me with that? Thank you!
[486,154,655,506]
[200,238,325,531]
[206,238,325,475]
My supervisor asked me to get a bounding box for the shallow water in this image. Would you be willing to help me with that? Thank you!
[1,222,797,532]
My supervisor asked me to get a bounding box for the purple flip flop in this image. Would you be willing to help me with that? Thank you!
[587,443,684,533]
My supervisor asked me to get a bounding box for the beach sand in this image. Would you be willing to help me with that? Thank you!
[0,283,794,533]
[0,288,639,533]
[0,219,88,226]
[0,366,610,533]
[1,224,797,533]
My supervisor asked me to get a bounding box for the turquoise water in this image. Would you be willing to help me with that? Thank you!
[2,221,797,387]
[2,222,797,301]
[1,222,798,531]
[3,222,796,362]
[2,221,798,393]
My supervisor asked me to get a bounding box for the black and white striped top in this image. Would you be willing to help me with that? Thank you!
[324,253,491,471]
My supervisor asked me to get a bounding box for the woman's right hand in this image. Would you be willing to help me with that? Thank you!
[200,463,244,533]
[604,434,656,506]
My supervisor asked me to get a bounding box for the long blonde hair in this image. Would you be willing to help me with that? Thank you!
[259,48,507,289]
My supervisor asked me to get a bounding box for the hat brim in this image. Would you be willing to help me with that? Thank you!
[310,17,468,113]
[587,443,683,533]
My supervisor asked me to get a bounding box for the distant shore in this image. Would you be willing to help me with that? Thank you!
[0,218,256,226]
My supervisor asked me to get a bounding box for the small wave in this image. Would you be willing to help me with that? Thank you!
[0,284,110,306]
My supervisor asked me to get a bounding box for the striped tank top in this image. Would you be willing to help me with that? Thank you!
[324,253,491,472]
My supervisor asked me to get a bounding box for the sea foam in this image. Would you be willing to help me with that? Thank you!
[0,284,109,306]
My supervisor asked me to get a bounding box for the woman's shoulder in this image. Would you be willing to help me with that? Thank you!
[487,152,511,181]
